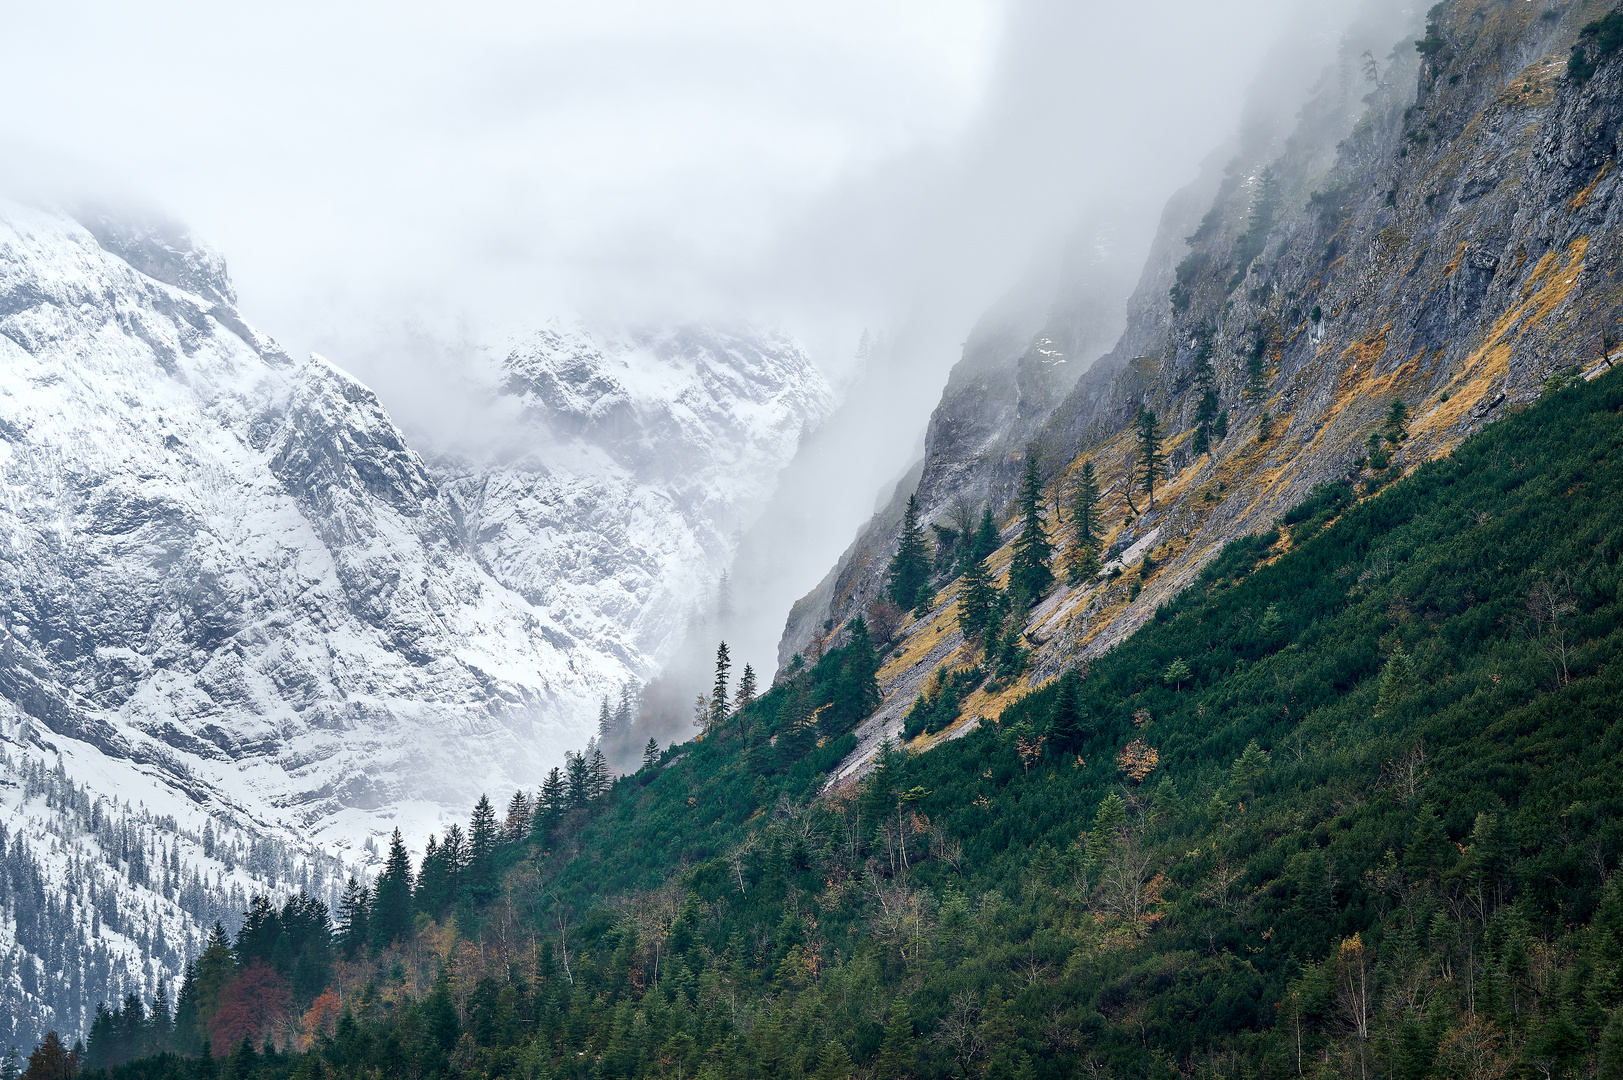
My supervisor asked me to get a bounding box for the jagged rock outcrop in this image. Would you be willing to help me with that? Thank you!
[804,0,1623,785]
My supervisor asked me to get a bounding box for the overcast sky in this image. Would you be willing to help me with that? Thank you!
[1,1,1002,363]
[2,0,1409,682]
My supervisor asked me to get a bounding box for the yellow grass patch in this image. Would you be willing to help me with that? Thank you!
[1443,242,1468,278]
[1569,162,1612,211]
[1417,235,1590,439]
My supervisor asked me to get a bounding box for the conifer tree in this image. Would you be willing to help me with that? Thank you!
[642,738,660,771]
[734,663,757,713]
[972,507,1000,565]
[875,997,916,1080]
[1192,390,1220,456]
[831,616,881,732]
[711,641,732,727]
[597,697,614,741]
[957,556,999,641]
[1009,455,1054,604]
[814,1039,854,1080]
[1048,668,1087,752]
[886,495,932,611]
[505,790,533,839]
[467,795,499,900]
[1066,461,1102,586]
[566,752,591,807]
[539,767,565,816]
[171,963,200,1055]
[1136,407,1165,508]
[371,829,415,947]
[1,1045,19,1080]
[336,877,370,960]
[588,747,611,800]
[615,681,636,733]
[1376,648,1415,716]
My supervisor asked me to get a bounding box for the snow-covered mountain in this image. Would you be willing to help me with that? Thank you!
[438,321,835,674]
[0,200,832,1045]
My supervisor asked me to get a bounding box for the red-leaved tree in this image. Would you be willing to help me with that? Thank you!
[208,962,291,1053]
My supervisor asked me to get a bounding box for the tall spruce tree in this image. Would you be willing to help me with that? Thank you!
[588,747,611,800]
[972,507,1000,564]
[336,877,370,959]
[875,997,916,1080]
[642,738,660,770]
[734,663,757,713]
[467,795,499,901]
[886,494,932,611]
[1136,407,1166,508]
[566,752,591,807]
[371,829,415,947]
[831,616,881,733]
[958,556,1000,641]
[711,641,732,726]
[1067,461,1102,586]
[1009,455,1054,604]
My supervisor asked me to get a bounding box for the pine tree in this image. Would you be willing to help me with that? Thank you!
[615,682,637,734]
[537,766,565,817]
[597,697,614,742]
[957,556,1000,641]
[711,641,732,727]
[1066,461,1102,586]
[642,738,660,771]
[734,663,757,713]
[192,923,236,1035]
[814,1039,854,1080]
[1009,455,1054,604]
[1136,407,1165,508]
[1048,668,1087,752]
[171,962,200,1055]
[505,790,533,839]
[0,1046,19,1080]
[371,829,415,948]
[566,752,591,807]
[716,571,734,625]
[588,747,611,801]
[468,795,499,901]
[1385,397,1409,443]
[886,495,932,611]
[1192,390,1220,456]
[1376,649,1415,715]
[529,773,558,845]
[875,997,916,1080]
[972,507,1000,564]
[336,878,370,959]
[831,616,881,732]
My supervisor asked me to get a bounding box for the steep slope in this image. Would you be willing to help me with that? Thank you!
[805,0,1623,785]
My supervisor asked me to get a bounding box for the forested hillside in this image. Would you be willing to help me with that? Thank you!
[47,353,1623,1076]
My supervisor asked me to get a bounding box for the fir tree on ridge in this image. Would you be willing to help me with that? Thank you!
[1008,454,1053,605]
[886,494,932,613]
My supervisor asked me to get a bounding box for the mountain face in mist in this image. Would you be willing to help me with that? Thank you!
[796,0,1623,784]
[0,203,829,1046]
[439,321,834,676]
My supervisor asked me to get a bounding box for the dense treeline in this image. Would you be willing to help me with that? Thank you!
[56,369,1623,1078]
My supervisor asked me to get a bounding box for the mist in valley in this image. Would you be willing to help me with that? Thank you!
[0,0,1422,776]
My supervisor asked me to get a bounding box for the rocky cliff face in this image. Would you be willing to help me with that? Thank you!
[801,0,1623,785]
[0,202,831,1045]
